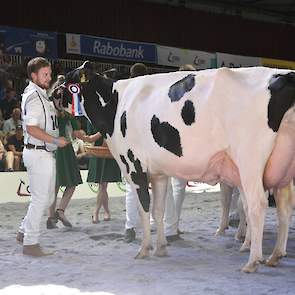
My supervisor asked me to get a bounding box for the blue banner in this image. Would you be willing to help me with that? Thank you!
[76,35,157,63]
[0,26,58,58]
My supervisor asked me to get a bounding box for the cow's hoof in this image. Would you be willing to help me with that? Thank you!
[154,245,168,257]
[135,247,150,259]
[239,244,250,253]
[241,261,259,273]
[266,253,284,267]
[215,228,226,236]
[234,233,245,242]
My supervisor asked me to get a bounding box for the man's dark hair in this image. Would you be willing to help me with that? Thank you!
[27,57,51,80]
[130,63,148,78]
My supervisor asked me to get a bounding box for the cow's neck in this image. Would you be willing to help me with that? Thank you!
[85,89,118,138]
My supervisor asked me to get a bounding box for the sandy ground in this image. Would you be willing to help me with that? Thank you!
[0,190,295,295]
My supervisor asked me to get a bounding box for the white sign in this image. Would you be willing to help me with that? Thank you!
[216,52,261,68]
[0,171,125,204]
[157,45,216,69]
[66,33,81,54]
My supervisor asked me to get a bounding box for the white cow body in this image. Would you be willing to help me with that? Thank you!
[110,67,282,186]
[62,65,295,273]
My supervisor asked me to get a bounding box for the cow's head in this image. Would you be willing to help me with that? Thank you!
[54,61,118,138]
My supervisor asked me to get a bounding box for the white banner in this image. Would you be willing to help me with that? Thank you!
[66,33,81,55]
[216,52,261,68]
[0,171,125,204]
[157,45,216,69]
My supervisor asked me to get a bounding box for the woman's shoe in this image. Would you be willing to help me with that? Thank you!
[46,217,58,229]
[55,209,72,227]
[103,213,111,221]
[91,215,99,224]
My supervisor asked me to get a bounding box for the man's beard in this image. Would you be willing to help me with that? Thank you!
[38,82,50,90]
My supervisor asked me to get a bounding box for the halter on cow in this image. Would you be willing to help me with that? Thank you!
[57,62,295,273]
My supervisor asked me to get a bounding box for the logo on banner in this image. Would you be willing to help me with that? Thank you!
[168,52,180,63]
[66,34,81,54]
[193,55,206,67]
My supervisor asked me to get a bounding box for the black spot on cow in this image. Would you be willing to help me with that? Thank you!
[151,115,183,157]
[181,100,195,125]
[120,111,127,137]
[268,72,295,132]
[119,155,129,174]
[124,148,150,212]
[168,74,195,102]
[127,150,150,212]
[127,149,135,162]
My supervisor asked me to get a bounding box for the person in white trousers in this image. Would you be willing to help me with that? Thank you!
[16,57,68,257]
[164,177,187,242]
[124,62,148,243]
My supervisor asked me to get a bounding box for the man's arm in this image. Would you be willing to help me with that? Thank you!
[27,125,68,148]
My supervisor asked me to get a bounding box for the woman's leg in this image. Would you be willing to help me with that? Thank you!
[56,186,76,227]
[5,151,14,171]
[92,182,109,223]
[101,183,110,220]
[47,186,59,229]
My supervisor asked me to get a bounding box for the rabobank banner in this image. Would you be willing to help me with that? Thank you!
[157,45,216,69]
[0,26,57,58]
[216,52,260,68]
[66,33,157,63]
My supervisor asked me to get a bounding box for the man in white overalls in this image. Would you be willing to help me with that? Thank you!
[16,57,68,256]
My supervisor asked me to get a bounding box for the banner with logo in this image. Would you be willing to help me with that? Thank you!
[157,45,216,69]
[260,57,295,70]
[0,26,57,58]
[66,33,157,63]
[216,52,260,68]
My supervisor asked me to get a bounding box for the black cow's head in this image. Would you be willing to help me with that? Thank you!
[54,61,118,137]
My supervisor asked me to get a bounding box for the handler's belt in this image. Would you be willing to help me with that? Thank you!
[25,143,46,150]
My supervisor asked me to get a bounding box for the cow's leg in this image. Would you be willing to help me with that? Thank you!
[216,182,233,236]
[136,203,152,259]
[238,190,251,250]
[128,156,152,259]
[266,182,294,267]
[150,175,169,257]
[240,177,267,273]
[235,192,247,241]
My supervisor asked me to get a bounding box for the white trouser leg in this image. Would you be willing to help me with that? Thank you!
[19,149,56,245]
[164,178,177,236]
[125,182,139,229]
[230,187,240,216]
[172,177,186,227]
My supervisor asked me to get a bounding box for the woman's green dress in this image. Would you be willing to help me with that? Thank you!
[56,111,82,187]
[87,124,121,184]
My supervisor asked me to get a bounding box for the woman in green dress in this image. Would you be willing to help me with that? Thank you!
[47,77,101,229]
[87,123,122,223]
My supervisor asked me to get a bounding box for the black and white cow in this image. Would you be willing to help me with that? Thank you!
[59,62,295,273]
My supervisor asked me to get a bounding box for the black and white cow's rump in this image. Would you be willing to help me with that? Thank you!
[60,63,295,273]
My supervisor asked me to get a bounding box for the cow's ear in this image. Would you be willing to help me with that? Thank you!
[80,62,95,83]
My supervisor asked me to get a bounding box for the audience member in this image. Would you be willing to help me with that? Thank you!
[6,124,24,171]
[0,87,18,120]
[0,134,14,171]
[2,107,22,133]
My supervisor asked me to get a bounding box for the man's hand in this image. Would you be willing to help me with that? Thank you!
[57,137,69,148]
